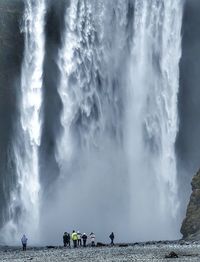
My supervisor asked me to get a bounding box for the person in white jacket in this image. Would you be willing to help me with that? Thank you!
[21,234,28,251]
[77,231,82,246]
[90,232,95,247]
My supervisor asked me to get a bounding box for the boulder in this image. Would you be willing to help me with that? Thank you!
[118,244,128,247]
[181,169,200,240]
[165,251,178,258]
[96,242,106,247]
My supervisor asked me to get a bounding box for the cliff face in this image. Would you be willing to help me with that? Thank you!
[0,0,24,226]
[177,0,200,217]
[181,170,200,240]
[0,1,24,82]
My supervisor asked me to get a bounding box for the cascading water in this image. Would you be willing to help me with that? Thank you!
[57,0,129,173]
[53,0,183,242]
[1,0,46,243]
[45,0,131,243]
[125,0,183,240]
[0,0,185,244]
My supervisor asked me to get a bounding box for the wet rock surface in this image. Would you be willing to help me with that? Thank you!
[181,169,200,240]
[0,0,24,227]
[0,242,200,261]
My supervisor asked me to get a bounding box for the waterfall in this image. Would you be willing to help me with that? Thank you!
[0,0,184,243]
[125,0,183,240]
[48,0,130,242]
[1,0,46,243]
[54,0,183,242]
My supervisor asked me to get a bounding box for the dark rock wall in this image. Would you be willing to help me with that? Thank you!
[177,0,200,216]
[181,170,200,239]
[40,0,66,197]
[0,0,24,226]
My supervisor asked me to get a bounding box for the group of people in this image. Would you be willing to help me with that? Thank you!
[63,231,96,248]
[20,231,115,251]
[63,231,115,248]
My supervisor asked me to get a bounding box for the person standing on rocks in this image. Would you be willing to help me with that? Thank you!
[82,233,87,247]
[90,232,95,247]
[71,230,78,248]
[63,232,68,247]
[21,234,28,251]
[77,231,82,246]
[66,232,71,247]
[109,232,115,245]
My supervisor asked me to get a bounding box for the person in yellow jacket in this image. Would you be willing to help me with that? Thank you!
[71,230,78,248]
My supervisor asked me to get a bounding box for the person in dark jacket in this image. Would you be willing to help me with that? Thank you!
[109,232,114,245]
[66,232,71,247]
[82,233,87,247]
[21,234,28,251]
[63,232,70,247]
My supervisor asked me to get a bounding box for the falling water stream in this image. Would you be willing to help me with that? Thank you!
[55,0,183,241]
[1,0,46,243]
[125,0,183,240]
[0,0,184,243]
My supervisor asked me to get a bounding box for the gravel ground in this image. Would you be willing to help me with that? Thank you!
[0,243,200,261]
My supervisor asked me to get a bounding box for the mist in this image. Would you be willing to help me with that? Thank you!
[39,141,129,244]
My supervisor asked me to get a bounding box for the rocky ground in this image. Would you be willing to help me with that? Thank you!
[0,242,200,261]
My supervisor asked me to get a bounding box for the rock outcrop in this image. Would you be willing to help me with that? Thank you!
[181,169,200,240]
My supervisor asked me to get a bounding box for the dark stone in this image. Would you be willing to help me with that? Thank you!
[165,251,179,258]
[96,242,106,247]
[118,244,128,247]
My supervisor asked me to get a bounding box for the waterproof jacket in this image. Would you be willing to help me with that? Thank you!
[90,233,95,242]
[82,234,87,241]
[63,233,68,243]
[109,233,114,240]
[66,233,70,241]
[71,232,78,241]
[21,235,28,244]
[77,232,82,240]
